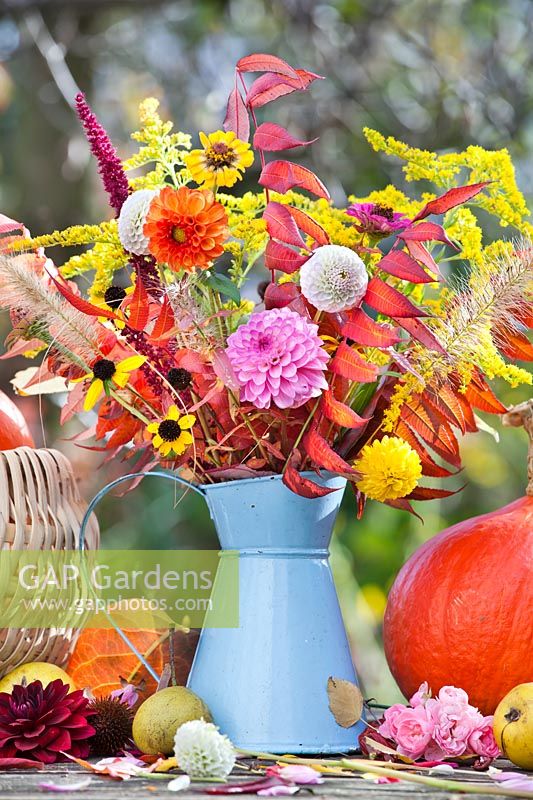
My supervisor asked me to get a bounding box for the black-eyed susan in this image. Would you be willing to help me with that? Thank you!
[146,405,195,457]
[354,435,422,503]
[80,355,146,411]
[94,284,134,330]
[185,131,254,189]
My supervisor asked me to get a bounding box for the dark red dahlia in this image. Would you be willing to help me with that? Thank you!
[0,679,95,764]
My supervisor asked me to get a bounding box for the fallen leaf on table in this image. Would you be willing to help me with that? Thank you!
[154,757,178,772]
[327,676,363,727]
[39,777,92,793]
[0,757,43,770]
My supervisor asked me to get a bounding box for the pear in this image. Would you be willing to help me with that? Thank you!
[493,683,533,770]
[0,662,76,693]
[133,686,212,755]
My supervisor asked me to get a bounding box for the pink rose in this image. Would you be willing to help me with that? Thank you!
[468,716,501,759]
[393,706,433,760]
[432,704,482,757]
[437,685,470,711]
[378,704,408,740]
[410,682,431,708]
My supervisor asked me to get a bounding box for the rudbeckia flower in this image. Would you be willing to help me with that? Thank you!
[143,186,228,272]
[80,355,147,411]
[146,405,196,457]
[185,131,254,189]
[93,284,134,330]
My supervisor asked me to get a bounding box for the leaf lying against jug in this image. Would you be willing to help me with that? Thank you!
[327,676,363,727]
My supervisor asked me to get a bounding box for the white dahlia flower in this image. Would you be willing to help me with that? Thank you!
[173,719,236,779]
[117,189,158,255]
[300,244,368,313]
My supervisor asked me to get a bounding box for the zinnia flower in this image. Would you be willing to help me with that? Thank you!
[299,244,368,312]
[225,307,329,410]
[346,202,411,236]
[144,187,229,272]
[77,355,146,411]
[146,405,195,457]
[118,189,158,255]
[0,679,95,764]
[355,435,422,502]
[173,719,235,779]
[185,130,254,189]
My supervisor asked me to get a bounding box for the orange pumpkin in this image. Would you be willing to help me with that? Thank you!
[384,401,533,715]
[0,391,34,449]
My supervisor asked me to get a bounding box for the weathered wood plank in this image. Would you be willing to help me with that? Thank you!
[0,759,527,800]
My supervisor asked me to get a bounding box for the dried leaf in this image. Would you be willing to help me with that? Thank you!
[327,676,363,728]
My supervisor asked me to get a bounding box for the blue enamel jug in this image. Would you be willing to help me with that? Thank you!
[79,470,365,754]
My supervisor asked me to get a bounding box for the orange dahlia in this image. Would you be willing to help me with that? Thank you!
[143,186,229,272]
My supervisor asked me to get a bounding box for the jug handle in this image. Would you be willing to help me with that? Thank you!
[77,471,207,683]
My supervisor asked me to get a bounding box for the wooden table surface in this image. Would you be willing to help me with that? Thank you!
[0,758,526,799]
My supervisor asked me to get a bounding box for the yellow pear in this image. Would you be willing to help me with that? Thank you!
[493,682,533,770]
[0,662,76,693]
[133,686,212,755]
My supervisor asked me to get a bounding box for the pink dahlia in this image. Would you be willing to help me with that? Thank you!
[225,307,329,410]
[346,202,411,236]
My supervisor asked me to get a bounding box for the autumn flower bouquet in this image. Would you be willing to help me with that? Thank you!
[1,52,532,512]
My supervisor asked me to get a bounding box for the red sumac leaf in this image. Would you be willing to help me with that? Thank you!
[128,272,150,331]
[259,160,330,200]
[365,277,428,319]
[303,426,358,476]
[321,389,370,429]
[263,281,301,310]
[223,87,250,142]
[253,122,317,151]
[246,70,322,108]
[263,201,306,248]
[378,250,437,283]
[343,307,400,348]
[283,454,338,498]
[285,205,330,245]
[150,295,175,341]
[393,317,445,353]
[406,485,461,501]
[497,328,533,361]
[413,182,490,221]
[264,240,308,274]
[464,379,507,414]
[399,221,457,249]
[237,53,301,81]
[47,273,116,320]
[395,420,455,478]
[330,342,379,383]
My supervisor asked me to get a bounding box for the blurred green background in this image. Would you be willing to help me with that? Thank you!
[0,0,531,700]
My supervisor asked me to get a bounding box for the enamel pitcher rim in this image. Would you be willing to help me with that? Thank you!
[200,470,345,493]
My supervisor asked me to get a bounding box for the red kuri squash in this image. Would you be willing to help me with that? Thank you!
[0,390,34,449]
[384,401,533,715]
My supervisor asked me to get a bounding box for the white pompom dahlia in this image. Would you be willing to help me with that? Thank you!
[173,719,236,779]
[117,189,158,255]
[300,244,368,313]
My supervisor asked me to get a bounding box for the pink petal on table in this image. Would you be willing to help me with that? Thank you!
[38,777,92,792]
[491,771,533,791]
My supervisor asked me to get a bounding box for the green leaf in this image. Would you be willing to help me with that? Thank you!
[207,273,241,305]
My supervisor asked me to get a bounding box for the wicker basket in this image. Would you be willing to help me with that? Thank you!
[0,447,99,676]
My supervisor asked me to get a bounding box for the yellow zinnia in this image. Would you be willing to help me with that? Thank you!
[355,435,422,503]
[78,355,146,411]
[186,130,254,189]
[146,405,196,457]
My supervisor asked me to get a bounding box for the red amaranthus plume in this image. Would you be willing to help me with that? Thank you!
[75,93,130,215]
[0,679,95,764]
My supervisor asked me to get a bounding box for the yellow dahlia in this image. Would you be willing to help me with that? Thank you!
[355,435,422,503]
[185,130,254,189]
[146,405,196,457]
